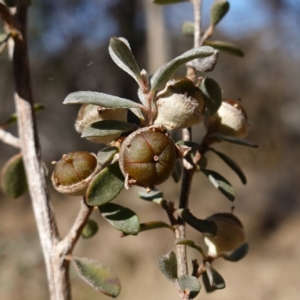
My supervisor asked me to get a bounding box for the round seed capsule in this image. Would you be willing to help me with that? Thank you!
[119,127,177,189]
[52,151,100,196]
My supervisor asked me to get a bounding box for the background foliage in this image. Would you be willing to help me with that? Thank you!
[1,0,300,299]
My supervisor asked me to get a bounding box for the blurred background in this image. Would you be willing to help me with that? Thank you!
[0,0,300,299]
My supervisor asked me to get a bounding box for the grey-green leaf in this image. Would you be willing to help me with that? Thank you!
[204,40,244,57]
[181,21,194,37]
[222,242,249,262]
[1,154,28,199]
[139,189,164,201]
[209,148,247,184]
[150,46,216,92]
[178,275,201,298]
[175,239,205,257]
[63,91,143,109]
[109,37,142,84]
[178,209,217,236]
[99,203,140,235]
[210,133,259,148]
[172,159,182,183]
[72,257,121,297]
[82,219,99,239]
[97,146,118,168]
[201,169,235,201]
[82,120,138,138]
[153,0,189,4]
[158,251,178,282]
[205,262,226,289]
[86,163,124,206]
[210,0,230,26]
[199,77,222,116]
[186,50,219,72]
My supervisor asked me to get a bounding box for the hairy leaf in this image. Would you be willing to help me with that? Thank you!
[204,40,244,57]
[209,148,247,184]
[181,21,194,37]
[150,46,216,92]
[86,163,124,206]
[210,0,230,26]
[1,154,28,198]
[97,146,118,168]
[175,239,205,256]
[82,219,99,239]
[64,91,143,109]
[178,209,217,236]
[72,257,121,297]
[158,251,178,282]
[172,159,182,183]
[199,77,222,116]
[205,262,226,289]
[201,169,235,201]
[99,203,140,235]
[109,37,142,84]
[186,50,219,72]
[139,189,163,201]
[82,120,138,138]
[178,275,201,298]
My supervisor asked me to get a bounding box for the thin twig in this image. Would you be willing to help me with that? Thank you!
[0,128,20,148]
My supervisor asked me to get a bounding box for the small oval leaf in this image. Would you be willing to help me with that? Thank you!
[205,262,226,289]
[175,239,205,257]
[1,154,28,198]
[221,242,249,262]
[199,77,222,116]
[72,257,121,297]
[82,219,99,239]
[186,50,219,72]
[178,274,201,298]
[86,163,124,206]
[210,0,230,26]
[172,159,182,183]
[201,169,235,201]
[82,120,138,138]
[178,209,217,236]
[204,40,244,57]
[109,37,142,84]
[139,189,164,201]
[97,146,118,168]
[209,148,247,184]
[210,133,259,148]
[63,91,144,109]
[150,46,216,92]
[158,251,178,282]
[99,203,140,235]
[181,21,194,37]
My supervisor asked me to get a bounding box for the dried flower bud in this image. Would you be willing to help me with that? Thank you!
[205,99,248,137]
[52,151,100,196]
[204,213,246,257]
[153,78,205,130]
[75,104,127,144]
[119,126,177,190]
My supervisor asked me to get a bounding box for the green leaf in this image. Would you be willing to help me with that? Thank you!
[109,37,142,85]
[178,209,217,236]
[210,0,230,26]
[175,239,205,257]
[63,91,144,109]
[204,40,244,57]
[138,189,163,201]
[72,257,121,297]
[199,77,222,116]
[158,251,178,282]
[201,169,235,201]
[1,103,46,127]
[99,203,140,235]
[221,242,249,262]
[181,21,194,37]
[205,262,226,289]
[209,148,247,184]
[150,46,216,92]
[82,219,99,239]
[172,159,182,183]
[178,275,201,298]
[186,50,219,72]
[82,120,138,138]
[122,221,173,237]
[86,163,124,206]
[210,133,259,148]
[1,154,28,199]
[202,271,215,293]
[97,146,118,168]
[153,0,188,4]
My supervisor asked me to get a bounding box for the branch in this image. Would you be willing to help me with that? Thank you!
[0,128,20,148]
